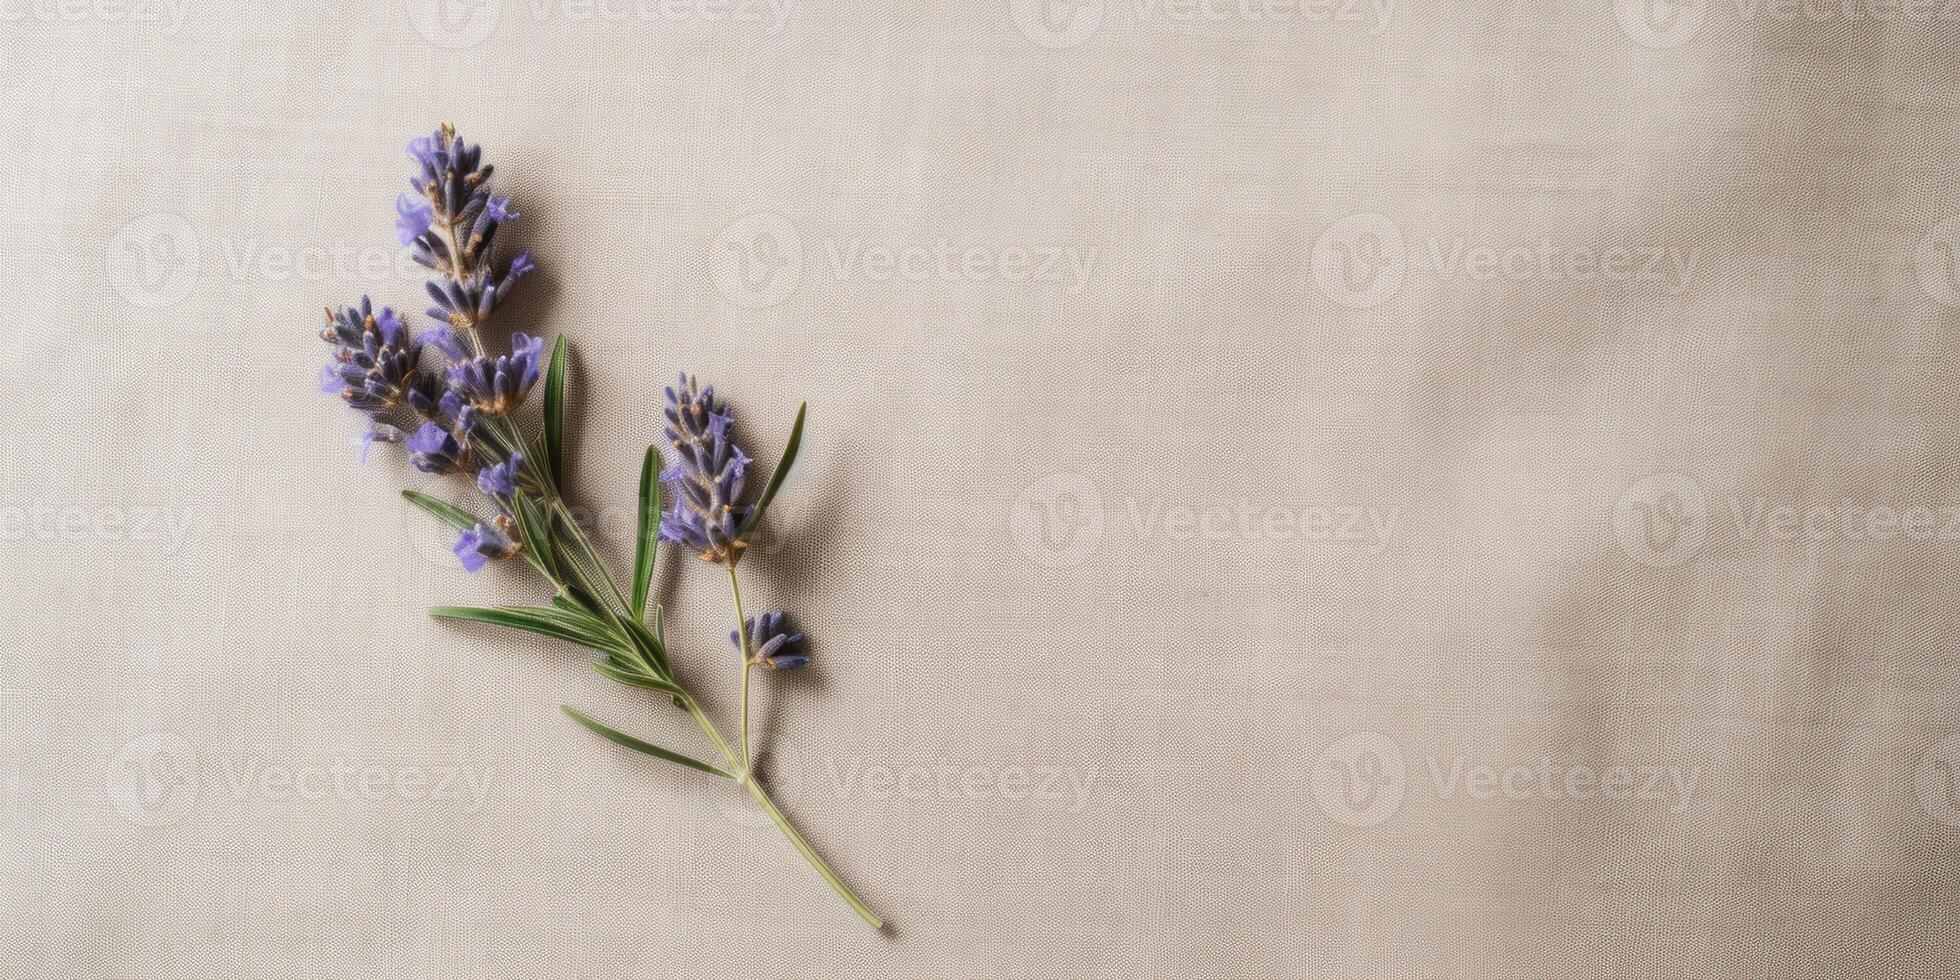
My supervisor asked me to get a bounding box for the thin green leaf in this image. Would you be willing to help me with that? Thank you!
[653,603,665,646]
[521,605,625,649]
[738,402,806,539]
[543,336,569,484]
[430,605,621,652]
[620,617,671,678]
[592,661,684,696]
[402,491,480,532]
[560,706,732,779]
[631,445,661,621]
[514,494,558,579]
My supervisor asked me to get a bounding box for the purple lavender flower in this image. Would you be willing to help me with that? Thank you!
[476,451,523,501]
[423,263,533,336]
[732,612,809,670]
[405,420,468,475]
[399,123,533,334]
[659,373,754,565]
[454,520,519,572]
[447,332,544,415]
[319,298,422,415]
[356,422,406,463]
[395,193,433,246]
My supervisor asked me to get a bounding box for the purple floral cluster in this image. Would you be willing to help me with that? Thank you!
[658,373,755,565]
[317,123,539,572]
[731,611,809,671]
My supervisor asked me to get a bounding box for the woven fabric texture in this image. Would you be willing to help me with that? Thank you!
[2,2,1958,977]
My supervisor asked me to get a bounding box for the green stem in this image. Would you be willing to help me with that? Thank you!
[727,564,755,769]
[741,770,886,929]
[677,692,884,928]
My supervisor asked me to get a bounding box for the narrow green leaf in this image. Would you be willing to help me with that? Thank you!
[652,603,665,646]
[402,491,480,532]
[620,616,671,678]
[543,336,569,484]
[560,706,732,779]
[514,494,558,579]
[521,605,625,649]
[631,446,661,621]
[430,605,621,652]
[738,402,806,539]
[592,661,684,696]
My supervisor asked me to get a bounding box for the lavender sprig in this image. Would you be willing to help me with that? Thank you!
[311,123,881,930]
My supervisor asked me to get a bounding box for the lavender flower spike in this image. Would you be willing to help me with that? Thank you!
[659,372,754,565]
[732,612,810,671]
[319,298,421,415]
[402,123,533,340]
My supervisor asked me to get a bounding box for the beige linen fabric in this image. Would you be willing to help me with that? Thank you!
[3,2,1959,977]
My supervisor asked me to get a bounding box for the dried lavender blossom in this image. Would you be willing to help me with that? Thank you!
[319,299,421,415]
[454,520,519,573]
[405,420,468,475]
[659,373,755,564]
[446,332,544,415]
[732,612,810,671]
